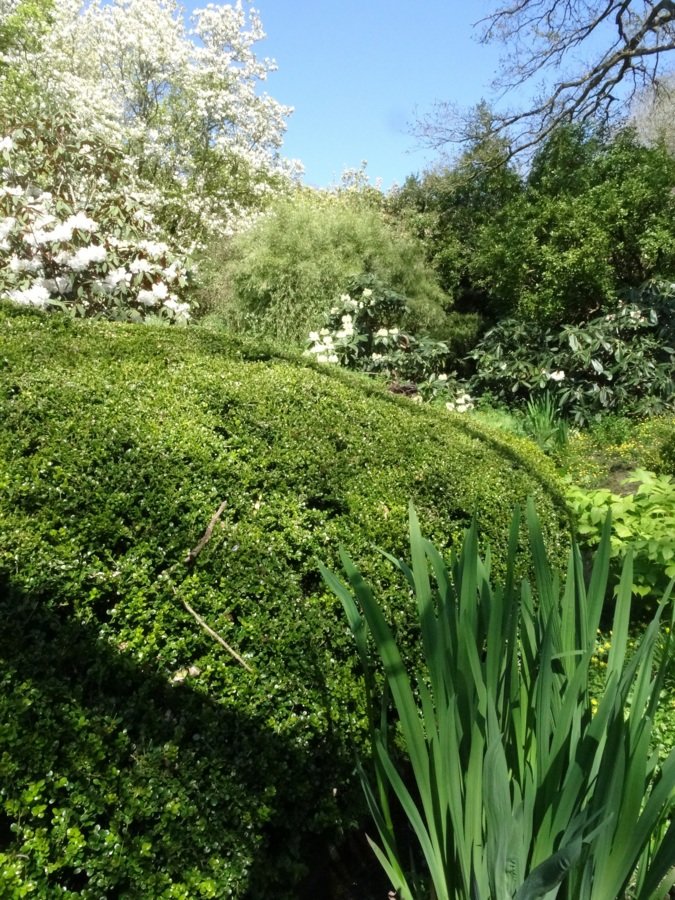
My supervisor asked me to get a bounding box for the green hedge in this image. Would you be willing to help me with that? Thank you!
[0,307,568,898]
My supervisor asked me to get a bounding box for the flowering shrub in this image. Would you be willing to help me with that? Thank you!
[304,274,452,385]
[468,288,675,425]
[444,390,474,413]
[0,98,191,321]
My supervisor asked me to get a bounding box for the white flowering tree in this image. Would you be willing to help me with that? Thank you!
[19,0,297,240]
[0,0,298,319]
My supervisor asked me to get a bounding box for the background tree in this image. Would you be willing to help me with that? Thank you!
[631,74,675,153]
[389,106,522,315]
[470,125,675,323]
[415,0,675,159]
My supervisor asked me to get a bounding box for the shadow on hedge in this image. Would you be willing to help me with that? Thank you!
[0,577,388,899]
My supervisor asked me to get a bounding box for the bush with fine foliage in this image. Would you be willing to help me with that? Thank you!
[0,306,568,898]
[202,189,451,343]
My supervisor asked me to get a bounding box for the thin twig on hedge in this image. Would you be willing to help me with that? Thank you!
[158,500,254,673]
[177,589,253,674]
[184,499,228,567]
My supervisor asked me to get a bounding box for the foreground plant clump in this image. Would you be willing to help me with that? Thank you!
[324,504,675,900]
[0,307,568,898]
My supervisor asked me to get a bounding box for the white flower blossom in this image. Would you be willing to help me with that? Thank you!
[7,284,51,307]
[138,239,168,257]
[9,254,40,273]
[161,262,180,282]
[163,296,191,319]
[136,288,158,306]
[0,136,14,153]
[67,211,98,233]
[104,266,132,288]
[0,217,16,242]
[129,258,153,274]
[548,370,565,382]
[336,313,354,339]
[446,392,474,413]
[67,244,107,271]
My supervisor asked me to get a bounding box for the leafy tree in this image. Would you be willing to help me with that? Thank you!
[470,126,675,323]
[388,109,522,316]
[0,0,53,55]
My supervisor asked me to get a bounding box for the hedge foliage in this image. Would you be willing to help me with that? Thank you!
[0,307,568,898]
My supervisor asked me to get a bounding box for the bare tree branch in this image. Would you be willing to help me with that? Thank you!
[415,0,675,160]
[184,499,228,567]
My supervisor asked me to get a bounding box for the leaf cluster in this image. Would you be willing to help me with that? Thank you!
[567,468,675,599]
[468,287,675,426]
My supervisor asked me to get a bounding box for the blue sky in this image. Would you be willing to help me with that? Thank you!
[189,1,506,189]
[255,0,502,188]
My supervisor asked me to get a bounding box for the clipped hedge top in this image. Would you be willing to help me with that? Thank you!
[0,307,568,898]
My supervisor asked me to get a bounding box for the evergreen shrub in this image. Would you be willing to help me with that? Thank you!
[0,306,568,898]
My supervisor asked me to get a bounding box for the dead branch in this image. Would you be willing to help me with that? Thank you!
[177,589,254,674]
[184,499,228,566]
[156,500,254,673]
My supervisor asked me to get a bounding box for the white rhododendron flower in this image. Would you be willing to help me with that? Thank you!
[0,217,16,241]
[129,258,153,274]
[103,267,132,288]
[67,212,98,233]
[446,393,475,413]
[136,289,159,306]
[138,240,168,257]
[67,245,107,271]
[163,296,191,319]
[7,284,51,307]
